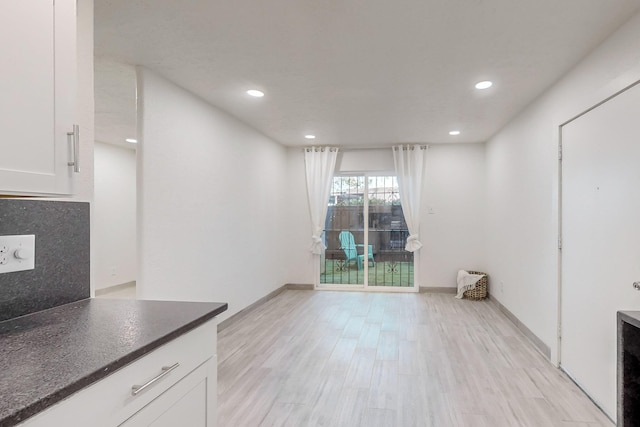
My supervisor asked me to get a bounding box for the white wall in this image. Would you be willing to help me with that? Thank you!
[94,142,136,290]
[283,147,315,284]
[71,0,95,293]
[485,11,640,364]
[338,149,395,173]
[73,0,94,204]
[284,145,486,288]
[136,68,288,322]
[422,144,486,287]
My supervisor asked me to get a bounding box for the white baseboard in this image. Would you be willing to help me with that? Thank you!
[217,284,313,332]
[488,294,551,359]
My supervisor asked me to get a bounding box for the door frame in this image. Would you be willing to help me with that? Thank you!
[316,172,419,293]
[557,78,640,368]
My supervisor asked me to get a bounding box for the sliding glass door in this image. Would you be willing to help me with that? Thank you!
[319,175,415,290]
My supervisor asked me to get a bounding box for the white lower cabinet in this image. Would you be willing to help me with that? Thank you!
[19,320,217,427]
[119,356,216,427]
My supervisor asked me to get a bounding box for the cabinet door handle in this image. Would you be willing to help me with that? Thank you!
[131,363,180,396]
[67,124,80,173]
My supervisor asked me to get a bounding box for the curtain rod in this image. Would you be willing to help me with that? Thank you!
[339,144,430,153]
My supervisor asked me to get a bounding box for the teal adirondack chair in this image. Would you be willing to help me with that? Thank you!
[338,231,375,270]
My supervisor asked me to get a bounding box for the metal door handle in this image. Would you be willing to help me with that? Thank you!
[67,124,80,173]
[633,282,640,291]
[131,362,180,396]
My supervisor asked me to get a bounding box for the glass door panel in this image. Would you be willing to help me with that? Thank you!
[367,176,414,287]
[320,176,365,285]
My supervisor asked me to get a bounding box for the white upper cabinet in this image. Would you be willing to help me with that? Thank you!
[0,0,77,196]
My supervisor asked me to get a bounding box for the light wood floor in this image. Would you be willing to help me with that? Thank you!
[217,290,613,427]
[95,282,136,299]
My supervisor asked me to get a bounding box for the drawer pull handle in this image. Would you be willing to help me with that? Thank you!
[131,363,180,396]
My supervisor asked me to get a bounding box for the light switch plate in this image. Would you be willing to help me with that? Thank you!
[0,235,35,274]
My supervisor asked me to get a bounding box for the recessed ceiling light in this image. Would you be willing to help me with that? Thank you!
[449,130,461,136]
[304,134,316,139]
[247,89,264,97]
[475,81,493,90]
[125,138,137,143]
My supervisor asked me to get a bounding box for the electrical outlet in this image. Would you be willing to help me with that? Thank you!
[0,235,35,274]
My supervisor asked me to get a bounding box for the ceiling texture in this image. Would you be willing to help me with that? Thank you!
[94,0,640,148]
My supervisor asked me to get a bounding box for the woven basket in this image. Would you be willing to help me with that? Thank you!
[463,271,488,300]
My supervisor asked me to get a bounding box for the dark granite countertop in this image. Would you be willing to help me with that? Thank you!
[0,298,227,427]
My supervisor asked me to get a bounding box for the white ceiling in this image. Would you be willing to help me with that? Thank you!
[94,59,137,149]
[94,0,640,148]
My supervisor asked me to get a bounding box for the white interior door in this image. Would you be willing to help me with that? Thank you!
[561,81,640,421]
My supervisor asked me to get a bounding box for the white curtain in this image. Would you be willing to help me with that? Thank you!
[393,144,427,252]
[304,146,339,254]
